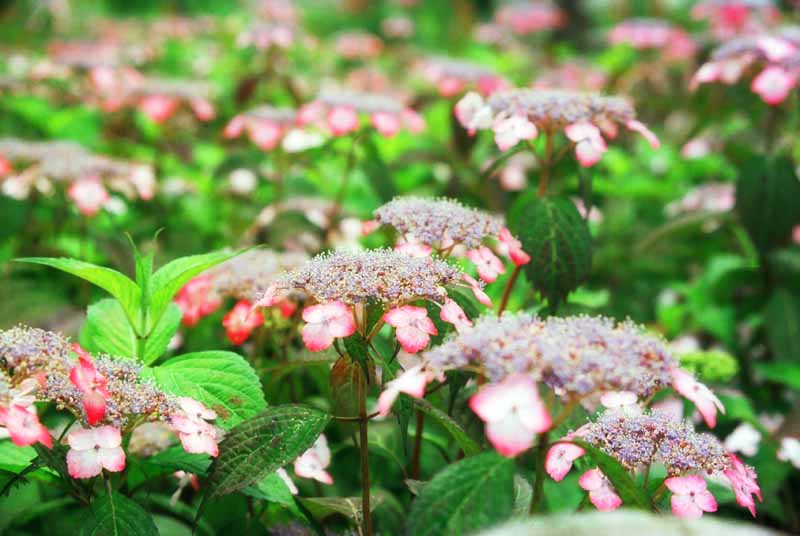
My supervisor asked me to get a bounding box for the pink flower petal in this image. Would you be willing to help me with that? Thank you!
[98,446,126,472]
[249,120,282,150]
[600,391,638,408]
[67,448,103,479]
[625,119,660,149]
[466,246,506,283]
[671,494,704,519]
[301,322,335,352]
[751,66,796,106]
[327,106,359,136]
[371,112,402,137]
[484,412,536,457]
[498,227,530,266]
[178,397,217,421]
[671,368,724,428]
[2,405,52,448]
[440,298,472,333]
[493,115,537,151]
[545,442,585,481]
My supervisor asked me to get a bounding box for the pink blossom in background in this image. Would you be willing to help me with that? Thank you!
[294,434,333,484]
[170,397,219,458]
[671,368,725,428]
[68,178,110,217]
[467,246,506,283]
[174,275,222,327]
[579,468,622,511]
[222,300,265,345]
[0,405,52,448]
[545,441,585,481]
[439,298,472,333]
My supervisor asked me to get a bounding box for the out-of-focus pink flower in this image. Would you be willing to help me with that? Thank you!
[67,178,109,217]
[371,111,402,137]
[66,425,125,478]
[334,32,383,60]
[454,92,493,134]
[377,364,438,417]
[579,468,622,511]
[724,453,761,517]
[395,241,433,258]
[469,374,551,457]
[467,246,506,283]
[565,122,608,167]
[751,66,797,105]
[69,351,110,426]
[294,434,333,484]
[671,368,725,428]
[190,98,215,121]
[462,273,493,307]
[495,2,564,35]
[666,475,717,519]
[139,94,179,123]
[0,405,52,448]
[171,397,219,458]
[498,227,530,266]
[440,298,472,333]
[625,119,660,149]
[383,306,437,354]
[174,275,222,327]
[222,300,264,345]
[600,391,638,408]
[0,156,12,177]
[545,441,585,481]
[327,106,359,136]
[301,301,356,352]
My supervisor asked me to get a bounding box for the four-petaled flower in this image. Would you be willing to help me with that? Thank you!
[222,300,265,345]
[171,397,219,458]
[565,122,608,168]
[469,374,551,457]
[492,115,537,151]
[301,301,357,352]
[440,298,473,333]
[467,246,506,283]
[671,368,725,428]
[377,364,440,417]
[579,468,622,511]
[294,434,333,484]
[497,227,530,266]
[666,475,718,519]
[66,425,125,479]
[0,405,52,448]
[545,441,585,481]
[383,306,438,354]
[724,453,762,517]
[68,348,110,426]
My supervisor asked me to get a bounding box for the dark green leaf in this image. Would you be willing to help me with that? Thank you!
[407,451,514,536]
[571,440,650,510]
[242,472,296,507]
[512,196,592,307]
[412,398,480,456]
[81,492,158,536]
[204,405,330,497]
[754,361,800,390]
[362,135,396,203]
[764,290,800,363]
[343,333,372,383]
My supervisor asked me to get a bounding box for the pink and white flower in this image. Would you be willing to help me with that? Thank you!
[327,106,359,136]
[66,425,125,478]
[67,178,109,217]
[469,374,551,457]
[222,300,265,345]
[171,397,219,458]
[377,364,440,417]
[497,227,530,266]
[440,298,472,333]
[671,368,725,428]
[751,66,796,106]
[395,241,433,258]
[0,405,52,448]
[579,468,622,511]
[545,441,585,481]
[565,122,608,167]
[68,351,110,426]
[174,275,222,327]
[724,453,761,517]
[301,301,356,352]
[600,391,638,409]
[454,92,494,135]
[666,475,717,519]
[139,95,179,123]
[492,115,537,151]
[383,305,438,354]
[294,434,333,485]
[467,246,506,283]
[462,273,493,307]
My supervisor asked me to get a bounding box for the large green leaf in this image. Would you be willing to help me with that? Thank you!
[142,302,182,364]
[147,351,266,429]
[0,441,36,474]
[242,472,296,507]
[412,398,480,456]
[204,405,330,497]
[764,290,800,363]
[754,361,800,390]
[81,492,158,536]
[571,440,650,510]
[146,250,239,332]
[16,258,141,331]
[407,451,514,536]
[735,154,800,254]
[512,196,592,307]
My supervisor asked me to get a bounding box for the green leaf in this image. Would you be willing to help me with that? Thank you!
[512,196,592,307]
[80,299,137,359]
[81,492,159,536]
[0,441,36,473]
[242,472,296,507]
[571,440,650,510]
[145,446,212,476]
[407,451,514,536]
[735,154,800,254]
[343,333,372,383]
[412,398,480,456]
[204,404,330,497]
[301,495,383,525]
[16,257,141,332]
[142,302,182,364]
[753,361,800,390]
[147,351,266,429]
[764,290,800,362]
[147,250,240,332]
[362,135,396,203]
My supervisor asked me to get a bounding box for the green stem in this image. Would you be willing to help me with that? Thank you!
[410,410,424,479]
[538,133,554,197]
[358,371,373,536]
[529,431,550,514]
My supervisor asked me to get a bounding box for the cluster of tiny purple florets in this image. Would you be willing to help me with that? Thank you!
[208,248,308,301]
[579,409,731,476]
[271,249,464,305]
[316,87,405,114]
[373,197,504,250]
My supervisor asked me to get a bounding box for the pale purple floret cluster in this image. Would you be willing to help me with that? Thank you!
[486,89,636,128]
[422,313,676,397]
[208,248,308,301]
[0,325,71,378]
[373,197,504,249]
[316,87,405,114]
[711,26,800,62]
[420,55,498,81]
[272,249,463,305]
[580,409,731,475]
[238,105,297,125]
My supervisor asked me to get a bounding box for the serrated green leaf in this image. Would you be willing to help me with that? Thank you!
[764,290,800,363]
[16,257,141,332]
[148,351,266,429]
[242,472,296,507]
[407,451,514,536]
[512,196,592,307]
[571,440,650,510]
[735,155,800,253]
[147,250,240,332]
[301,495,383,525]
[204,405,330,497]
[412,397,480,456]
[81,492,158,536]
[80,299,137,359]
